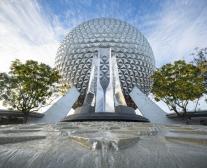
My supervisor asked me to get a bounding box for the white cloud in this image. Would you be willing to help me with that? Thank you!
[145,0,207,67]
[1,0,205,71]
[0,0,66,72]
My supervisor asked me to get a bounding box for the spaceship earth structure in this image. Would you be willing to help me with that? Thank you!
[55,18,155,98]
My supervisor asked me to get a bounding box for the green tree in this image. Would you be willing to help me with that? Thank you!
[151,60,206,117]
[0,59,60,123]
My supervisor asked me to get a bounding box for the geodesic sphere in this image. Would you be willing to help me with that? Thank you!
[55,18,155,96]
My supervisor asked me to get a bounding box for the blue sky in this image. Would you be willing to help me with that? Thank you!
[0,0,207,72]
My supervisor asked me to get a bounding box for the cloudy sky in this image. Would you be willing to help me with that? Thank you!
[0,0,207,72]
[0,0,207,111]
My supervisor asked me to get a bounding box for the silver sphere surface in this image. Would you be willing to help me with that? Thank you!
[55,18,155,96]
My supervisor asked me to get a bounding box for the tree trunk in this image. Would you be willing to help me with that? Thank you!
[194,98,199,112]
[23,112,29,123]
[182,107,187,117]
[172,106,181,117]
[182,107,190,124]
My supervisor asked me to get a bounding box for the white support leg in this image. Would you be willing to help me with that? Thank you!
[29,87,80,124]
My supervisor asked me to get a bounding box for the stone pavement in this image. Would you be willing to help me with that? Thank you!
[0,122,207,168]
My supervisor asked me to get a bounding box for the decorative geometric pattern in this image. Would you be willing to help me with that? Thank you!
[55,18,155,96]
[100,54,110,90]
